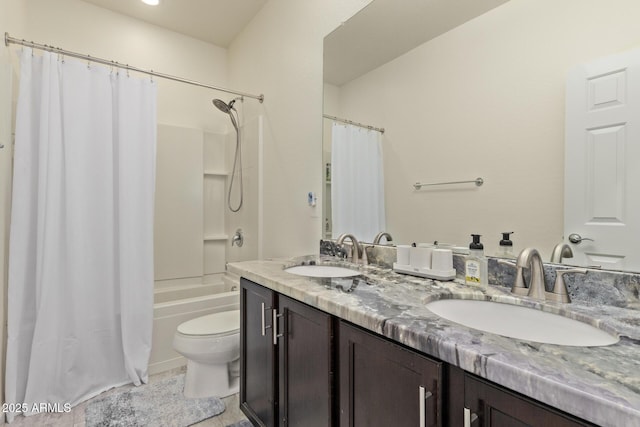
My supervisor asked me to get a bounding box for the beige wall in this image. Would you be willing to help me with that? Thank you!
[19,0,228,131]
[228,0,372,258]
[333,0,640,258]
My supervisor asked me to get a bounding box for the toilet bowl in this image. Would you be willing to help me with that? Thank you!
[172,309,240,398]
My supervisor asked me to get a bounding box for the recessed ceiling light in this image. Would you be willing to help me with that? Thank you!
[141,0,160,5]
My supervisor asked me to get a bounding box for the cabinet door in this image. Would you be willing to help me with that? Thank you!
[464,374,594,427]
[339,321,442,427]
[240,278,277,427]
[277,295,333,427]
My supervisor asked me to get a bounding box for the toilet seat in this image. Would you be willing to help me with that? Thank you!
[177,310,240,337]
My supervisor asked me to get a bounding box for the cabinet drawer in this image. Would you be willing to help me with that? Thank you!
[338,321,442,427]
[464,374,595,427]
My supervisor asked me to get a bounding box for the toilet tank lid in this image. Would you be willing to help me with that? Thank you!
[177,310,240,336]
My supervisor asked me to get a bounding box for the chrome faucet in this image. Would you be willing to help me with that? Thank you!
[336,233,363,264]
[550,243,573,263]
[514,248,547,300]
[372,231,393,245]
[501,247,587,303]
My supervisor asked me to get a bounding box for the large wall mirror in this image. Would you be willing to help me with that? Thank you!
[323,0,640,272]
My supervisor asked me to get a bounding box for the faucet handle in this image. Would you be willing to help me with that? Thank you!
[547,268,587,303]
[498,259,528,296]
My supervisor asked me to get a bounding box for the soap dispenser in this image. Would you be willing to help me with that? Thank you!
[465,234,488,285]
[496,232,515,259]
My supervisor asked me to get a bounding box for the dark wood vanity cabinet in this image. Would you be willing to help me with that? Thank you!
[338,321,443,427]
[463,374,595,427]
[240,278,277,426]
[240,278,333,427]
[277,293,333,426]
[240,278,594,427]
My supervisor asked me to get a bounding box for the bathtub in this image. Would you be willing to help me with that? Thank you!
[149,284,240,375]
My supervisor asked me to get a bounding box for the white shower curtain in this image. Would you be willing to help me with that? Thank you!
[331,123,385,243]
[5,48,157,421]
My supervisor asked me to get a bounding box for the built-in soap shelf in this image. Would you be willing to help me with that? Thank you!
[204,170,228,176]
[204,234,229,241]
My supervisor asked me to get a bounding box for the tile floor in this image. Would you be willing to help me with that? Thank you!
[7,367,250,427]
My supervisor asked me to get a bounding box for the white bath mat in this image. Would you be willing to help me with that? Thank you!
[85,373,225,427]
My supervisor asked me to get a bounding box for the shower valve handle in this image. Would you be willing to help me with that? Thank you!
[232,229,244,247]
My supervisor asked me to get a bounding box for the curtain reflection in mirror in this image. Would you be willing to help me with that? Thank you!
[330,123,385,243]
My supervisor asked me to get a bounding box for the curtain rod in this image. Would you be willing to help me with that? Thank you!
[323,114,385,134]
[4,32,264,103]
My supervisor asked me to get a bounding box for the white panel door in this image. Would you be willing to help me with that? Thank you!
[565,48,640,271]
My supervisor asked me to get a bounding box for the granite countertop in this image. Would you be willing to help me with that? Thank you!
[228,255,640,427]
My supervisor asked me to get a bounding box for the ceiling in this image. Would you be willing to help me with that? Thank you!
[79,0,510,83]
[324,0,510,86]
[80,0,268,47]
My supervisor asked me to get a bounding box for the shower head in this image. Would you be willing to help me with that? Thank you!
[212,98,239,132]
[212,97,242,114]
[212,98,231,113]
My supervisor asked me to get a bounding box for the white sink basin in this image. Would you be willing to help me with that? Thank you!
[285,265,361,278]
[426,299,619,347]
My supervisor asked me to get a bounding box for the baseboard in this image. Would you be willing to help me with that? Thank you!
[149,356,186,376]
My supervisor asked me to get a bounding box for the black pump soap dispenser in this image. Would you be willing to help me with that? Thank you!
[465,234,488,285]
[496,232,515,258]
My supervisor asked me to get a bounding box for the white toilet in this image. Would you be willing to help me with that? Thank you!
[172,309,240,398]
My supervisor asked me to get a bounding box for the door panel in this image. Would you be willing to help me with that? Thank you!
[277,295,333,427]
[240,278,277,427]
[565,48,640,270]
[339,321,442,427]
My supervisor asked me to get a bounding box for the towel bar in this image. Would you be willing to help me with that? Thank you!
[413,177,484,190]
